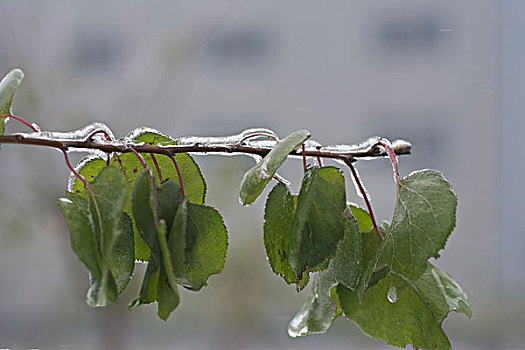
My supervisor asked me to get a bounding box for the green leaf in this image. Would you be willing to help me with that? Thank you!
[130,258,160,307]
[180,203,228,291]
[0,69,24,144]
[87,165,131,306]
[58,192,102,282]
[59,166,131,307]
[123,130,206,204]
[132,169,159,252]
[156,269,180,321]
[263,182,297,284]
[263,167,348,288]
[0,68,23,114]
[358,170,457,299]
[288,271,338,337]
[289,167,347,284]
[348,203,372,233]
[112,212,135,292]
[72,130,206,261]
[240,129,310,205]
[337,263,471,349]
[288,211,360,337]
[169,199,188,281]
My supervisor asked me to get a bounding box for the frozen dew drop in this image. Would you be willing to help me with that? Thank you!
[387,285,398,303]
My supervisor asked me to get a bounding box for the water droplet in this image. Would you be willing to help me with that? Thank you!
[387,285,398,303]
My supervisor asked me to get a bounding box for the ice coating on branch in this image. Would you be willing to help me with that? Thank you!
[391,139,412,154]
[175,128,278,147]
[16,122,115,143]
[320,136,383,154]
[31,123,41,132]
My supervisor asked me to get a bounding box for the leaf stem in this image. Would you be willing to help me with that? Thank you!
[1,114,38,132]
[301,144,307,172]
[167,154,186,199]
[343,157,383,240]
[150,154,163,182]
[62,148,88,189]
[87,129,113,142]
[377,141,400,184]
[240,133,279,143]
[128,148,148,170]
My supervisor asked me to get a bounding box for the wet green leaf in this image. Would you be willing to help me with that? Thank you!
[263,182,297,284]
[337,263,471,350]
[130,258,160,308]
[59,166,131,307]
[72,130,206,261]
[112,212,135,292]
[358,170,457,299]
[348,203,372,233]
[169,199,187,281]
[87,165,130,306]
[157,269,180,321]
[240,129,310,205]
[181,203,228,291]
[263,167,348,289]
[288,211,360,337]
[0,68,24,144]
[58,192,101,282]
[289,167,347,284]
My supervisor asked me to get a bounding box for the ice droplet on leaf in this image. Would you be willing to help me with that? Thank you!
[387,285,398,303]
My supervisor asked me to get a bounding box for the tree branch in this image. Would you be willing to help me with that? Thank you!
[0,134,410,163]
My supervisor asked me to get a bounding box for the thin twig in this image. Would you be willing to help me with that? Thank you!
[301,144,307,172]
[62,149,88,189]
[87,129,113,142]
[343,157,383,241]
[1,114,38,132]
[239,133,279,143]
[377,141,400,184]
[150,154,163,182]
[128,147,148,170]
[167,154,186,199]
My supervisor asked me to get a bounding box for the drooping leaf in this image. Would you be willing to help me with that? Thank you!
[240,129,310,205]
[358,170,457,299]
[132,169,158,252]
[59,181,134,303]
[263,182,297,284]
[337,263,471,349]
[288,271,338,338]
[288,210,360,337]
[58,192,101,282]
[87,165,130,306]
[157,269,180,321]
[72,130,206,261]
[180,203,228,291]
[169,199,188,281]
[263,167,347,289]
[289,167,347,284]
[0,68,24,143]
[112,212,135,292]
[129,172,187,319]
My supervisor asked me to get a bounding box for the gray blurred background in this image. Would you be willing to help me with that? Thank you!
[0,1,522,349]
